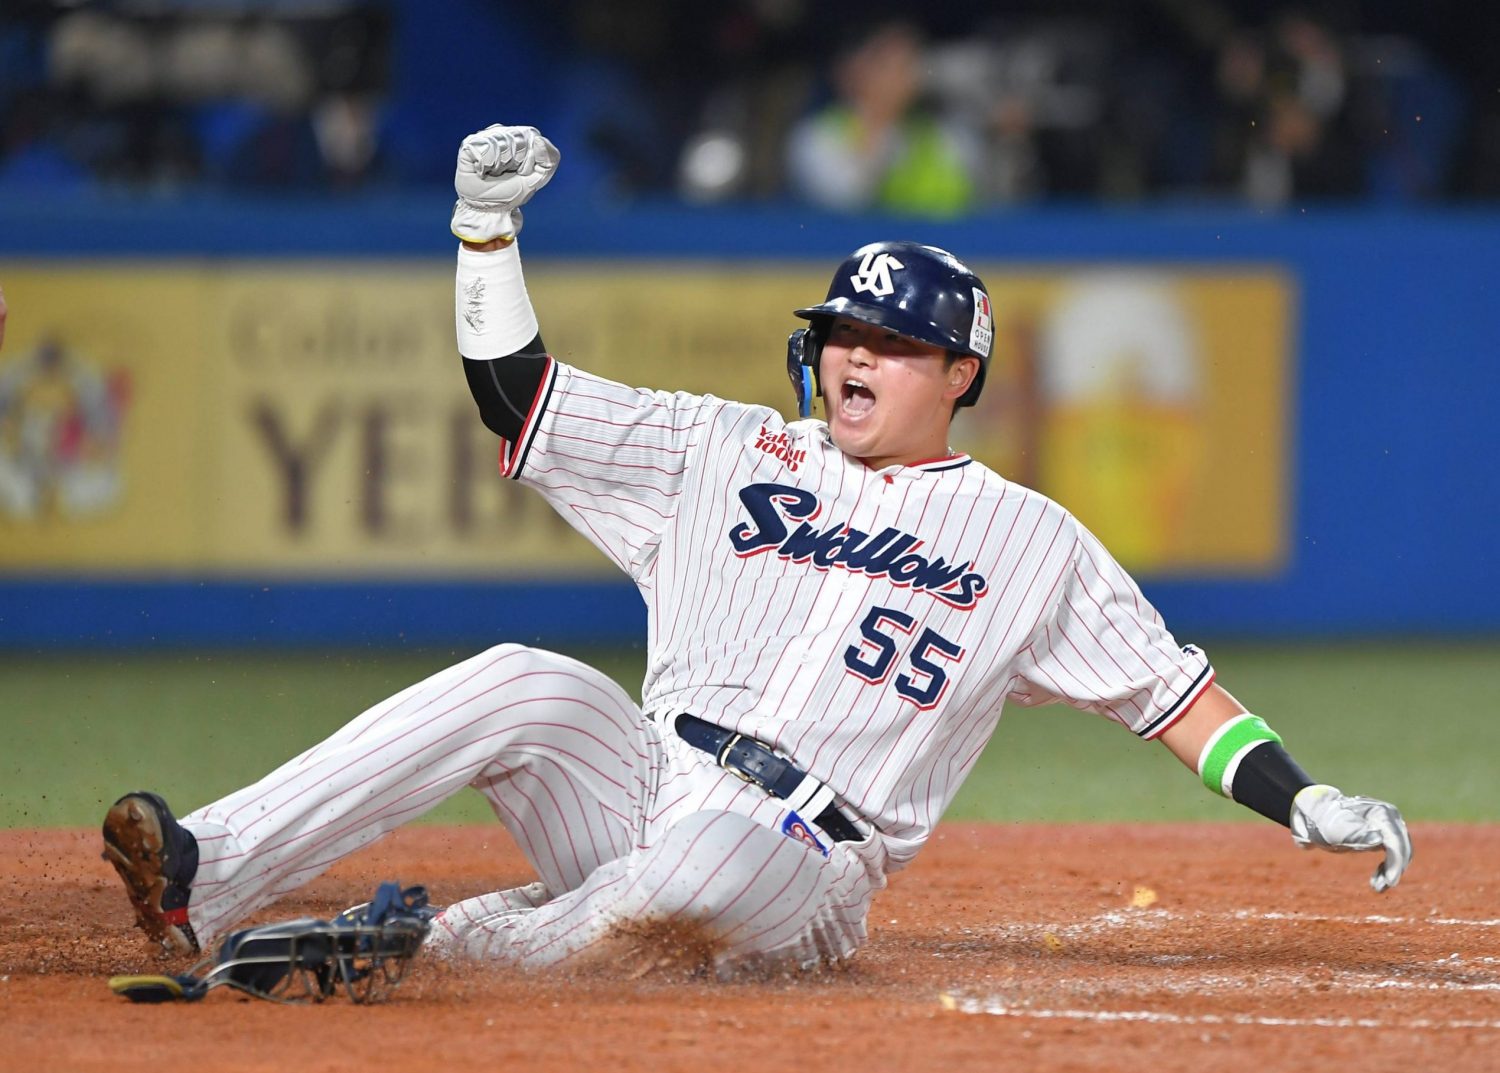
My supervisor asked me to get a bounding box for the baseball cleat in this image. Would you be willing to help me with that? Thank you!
[102,791,200,955]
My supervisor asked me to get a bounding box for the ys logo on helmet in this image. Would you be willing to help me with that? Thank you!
[848,252,905,297]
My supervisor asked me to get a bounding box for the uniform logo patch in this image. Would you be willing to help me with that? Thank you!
[753,425,806,472]
[970,289,993,357]
[781,811,830,857]
[849,252,905,298]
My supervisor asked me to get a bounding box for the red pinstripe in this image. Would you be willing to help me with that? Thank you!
[728,846,825,948]
[814,474,946,769]
[525,816,745,963]
[886,480,1022,824]
[197,774,470,932]
[476,769,561,880]
[703,839,812,936]
[1062,585,1167,707]
[1049,615,1151,720]
[225,658,608,822]
[200,734,602,905]
[227,703,639,841]
[654,412,735,677]
[519,753,616,870]
[1076,533,1178,659]
[705,417,846,723]
[678,414,785,704]
[1067,564,1172,675]
[481,761,589,885]
[530,462,683,502]
[567,501,661,538]
[781,467,903,759]
[545,428,693,461]
[817,468,966,789]
[635,814,761,917]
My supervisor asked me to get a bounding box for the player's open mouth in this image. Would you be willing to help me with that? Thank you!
[840,379,876,419]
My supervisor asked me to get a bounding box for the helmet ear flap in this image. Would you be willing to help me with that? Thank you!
[786,324,826,418]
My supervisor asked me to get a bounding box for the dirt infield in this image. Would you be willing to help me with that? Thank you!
[3,822,1496,1073]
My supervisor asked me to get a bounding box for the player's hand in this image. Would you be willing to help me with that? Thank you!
[1289,784,1412,893]
[451,125,560,244]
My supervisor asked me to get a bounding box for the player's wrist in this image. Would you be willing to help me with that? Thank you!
[455,240,539,360]
[461,237,514,253]
[1195,714,1315,827]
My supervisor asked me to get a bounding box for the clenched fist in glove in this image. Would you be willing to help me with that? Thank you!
[1290,784,1412,892]
[451,125,560,244]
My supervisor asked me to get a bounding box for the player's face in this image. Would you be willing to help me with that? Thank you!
[820,318,978,469]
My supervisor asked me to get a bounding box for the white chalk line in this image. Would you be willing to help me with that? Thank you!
[939,994,1500,1031]
[1235,909,1500,929]
[959,908,1500,998]
[942,961,1500,997]
[1138,969,1500,994]
[982,907,1500,944]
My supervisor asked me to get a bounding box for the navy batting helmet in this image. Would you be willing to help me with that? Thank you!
[786,240,994,416]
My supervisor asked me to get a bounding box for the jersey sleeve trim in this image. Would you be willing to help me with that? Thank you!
[1136,663,1216,740]
[498,355,558,480]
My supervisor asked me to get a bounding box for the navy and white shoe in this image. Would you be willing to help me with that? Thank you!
[101,791,200,955]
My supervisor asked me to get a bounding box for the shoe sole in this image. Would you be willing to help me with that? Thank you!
[102,795,197,955]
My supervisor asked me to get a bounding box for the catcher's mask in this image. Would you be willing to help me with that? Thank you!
[108,882,433,1005]
[786,240,994,417]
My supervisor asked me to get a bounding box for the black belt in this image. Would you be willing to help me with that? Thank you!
[673,714,863,843]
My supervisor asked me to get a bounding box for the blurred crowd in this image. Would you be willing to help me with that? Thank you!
[0,0,390,192]
[1,0,1497,211]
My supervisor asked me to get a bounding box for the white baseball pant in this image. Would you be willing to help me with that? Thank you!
[177,644,885,974]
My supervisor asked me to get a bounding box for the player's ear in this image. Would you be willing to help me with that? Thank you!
[944,356,980,401]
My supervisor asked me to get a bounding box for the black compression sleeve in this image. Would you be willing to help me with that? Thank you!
[462,332,549,441]
[1232,741,1317,827]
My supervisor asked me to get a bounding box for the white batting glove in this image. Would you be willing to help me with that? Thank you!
[1289,784,1412,893]
[450,124,560,244]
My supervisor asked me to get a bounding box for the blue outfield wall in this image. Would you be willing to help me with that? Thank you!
[0,578,648,650]
[1,193,1498,646]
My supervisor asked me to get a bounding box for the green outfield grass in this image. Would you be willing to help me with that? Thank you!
[2,641,1495,828]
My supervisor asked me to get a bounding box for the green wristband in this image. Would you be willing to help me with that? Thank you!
[1198,714,1283,799]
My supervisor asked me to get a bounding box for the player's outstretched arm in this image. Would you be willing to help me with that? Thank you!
[1158,684,1412,893]
[450,124,559,442]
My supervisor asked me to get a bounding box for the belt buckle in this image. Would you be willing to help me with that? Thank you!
[715,734,758,784]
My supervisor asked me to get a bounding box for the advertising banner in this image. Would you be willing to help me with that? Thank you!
[0,261,1290,577]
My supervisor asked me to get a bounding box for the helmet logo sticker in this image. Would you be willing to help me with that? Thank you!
[849,252,905,298]
[970,289,993,358]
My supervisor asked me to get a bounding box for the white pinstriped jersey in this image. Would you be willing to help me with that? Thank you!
[505,359,1214,870]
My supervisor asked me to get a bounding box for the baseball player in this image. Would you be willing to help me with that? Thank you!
[102,125,1412,976]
